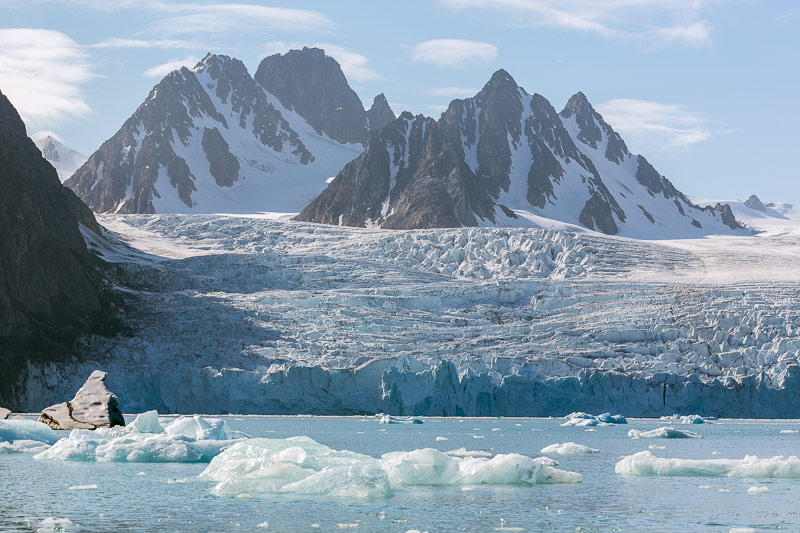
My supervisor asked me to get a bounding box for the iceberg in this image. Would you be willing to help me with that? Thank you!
[378,414,423,424]
[540,442,599,455]
[33,412,247,463]
[0,419,66,453]
[199,436,581,500]
[628,427,702,439]
[561,412,627,427]
[659,414,707,424]
[615,451,800,478]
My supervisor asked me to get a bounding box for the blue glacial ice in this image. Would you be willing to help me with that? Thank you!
[628,427,702,439]
[659,414,708,424]
[199,436,581,500]
[616,451,800,477]
[561,412,627,427]
[378,414,423,424]
[33,412,247,463]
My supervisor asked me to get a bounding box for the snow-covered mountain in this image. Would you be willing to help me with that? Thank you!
[66,49,389,214]
[33,135,87,182]
[296,70,741,238]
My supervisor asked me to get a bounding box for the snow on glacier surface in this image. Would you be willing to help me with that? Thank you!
[18,210,800,416]
[199,436,581,500]
[615,450,800,478]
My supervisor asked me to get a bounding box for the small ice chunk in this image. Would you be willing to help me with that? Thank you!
[164,415,247,440]
[37,517,74,531]
[729,529,756,533]
[129,411,165,434]
[628,427,701,439]
[712,451,722,455]
[561,412,626,427]
[0,439,51,454]
[648,444,666,450]
[167,478,188,484]
[257,522,269,528]
[747,485,769,494]
[491,428,501,431]
[698,485,713,489]
[68,484,97,490]
[435,437,448,441]
[660,414,707,424]
[719,488,731,493]
[616,451,800,478]
[378,414,422,424]
[780,430,799,434]
[540,442,599,455]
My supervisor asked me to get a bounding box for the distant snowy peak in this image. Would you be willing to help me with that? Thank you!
[34,135,87,182]
[66,52,363,214]
[298,70,742,238]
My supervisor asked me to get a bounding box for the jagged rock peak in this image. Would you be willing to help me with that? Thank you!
[254,46,368,145]
[39,370,125,430]
[561,91,594,118]
[367,93,395,132]
[479,69,523,99]
[745,194,767,212]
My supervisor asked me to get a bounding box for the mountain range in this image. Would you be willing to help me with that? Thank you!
[65,48,393,214]
[296,70,740,238]
[61,47,740,237]
[33,135,87,182]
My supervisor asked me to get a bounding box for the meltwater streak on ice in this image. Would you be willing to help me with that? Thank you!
[615,451,800,478]
[199,436,581,500]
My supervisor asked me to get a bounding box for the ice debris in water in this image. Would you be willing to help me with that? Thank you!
[615,451,800,477]
[37,517,74,532]
[199,436,581,500]
[33,411,248,463]
[747,485,770,494]
[628,427,702,439]
[779,429,799,434]
[561,412,626,427]
[659,414,708,424]
[0,419,67,454]
[540,442,599,455]
[378,414,423,424]
[435,436,448,441]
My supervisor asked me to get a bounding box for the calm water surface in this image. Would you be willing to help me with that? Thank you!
[1,416,799,531]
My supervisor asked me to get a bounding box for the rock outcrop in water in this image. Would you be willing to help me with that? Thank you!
[0,407,10,420]
[39,370,125,430]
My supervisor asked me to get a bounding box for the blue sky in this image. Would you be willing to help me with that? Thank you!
[1,0,798,203]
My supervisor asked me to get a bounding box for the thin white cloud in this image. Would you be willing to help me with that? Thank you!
[440,0,723,47]
[430,87,479,97]
[89,37,200,49]
[597,98,713,148]
[261,41,382,83]
[411,39,498,67]
[142,56,201,78]
[0,28,94,130]
[152,3,333,36]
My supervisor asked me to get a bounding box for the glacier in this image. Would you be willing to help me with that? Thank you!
[8,201,800,417]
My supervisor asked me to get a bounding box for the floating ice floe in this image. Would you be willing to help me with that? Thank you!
[0,419,67,454]
[659,414,708,424]
[747,485,769,494]
[199,436,581,500]
[33,411,248,463]
[615,451,800,477]
[628,427,702,439]
[779,429,799,434]
[540,442,599,455]
[378,414,423,424]
[37,517,74,532]
[561,412,627,427]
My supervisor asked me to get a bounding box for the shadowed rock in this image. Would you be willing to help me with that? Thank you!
[39,371,125,430]
[366,93,395,132]
[745,194,767,212]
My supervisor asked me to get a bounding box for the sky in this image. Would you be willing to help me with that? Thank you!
[1,0,798,203]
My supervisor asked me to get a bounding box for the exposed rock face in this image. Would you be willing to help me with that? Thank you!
[34,135,87,182]
[0,89,108,396]
[0,407,10,420]
[366,93,395,132]
[745,194,767,212]
[713,203,740,229]
[65,52,363,214]
[297,71,740,238]
[255,47,368,146]
[39,371,125,430]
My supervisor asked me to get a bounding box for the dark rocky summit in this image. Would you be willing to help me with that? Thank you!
[0,89,112,406]
[745,194,767,212]
[366,93,396,132]
[255,47,369,146]
[297,70,741,237]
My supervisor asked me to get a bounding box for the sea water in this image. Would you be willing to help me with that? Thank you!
[1,416,799,531]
